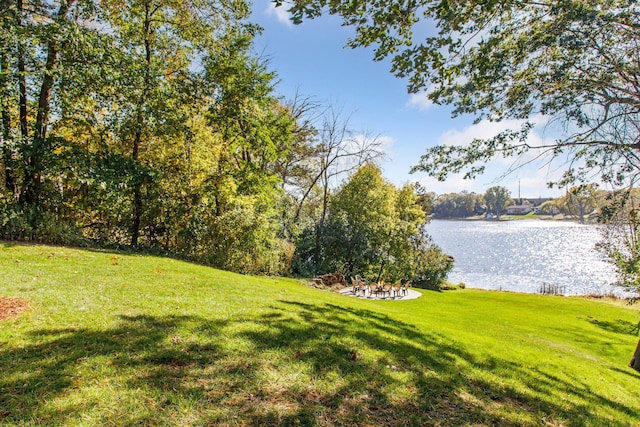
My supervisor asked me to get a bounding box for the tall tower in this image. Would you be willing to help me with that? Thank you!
[518,179,521,204]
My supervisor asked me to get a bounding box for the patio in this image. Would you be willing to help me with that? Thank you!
[338,286,422,300]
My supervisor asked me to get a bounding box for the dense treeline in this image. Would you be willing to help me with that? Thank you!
[427,184,609,222]
[0,0,451,285]
[1,0,291,273]
[430,191,484,219]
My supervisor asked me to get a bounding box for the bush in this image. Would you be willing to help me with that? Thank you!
[438,281,466,291]
[412,247,455,289]
[0,201,87,246]
[175,196,292,276]
[0,201,32,241]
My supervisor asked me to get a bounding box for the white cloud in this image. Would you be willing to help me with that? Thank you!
[371,134,394,157]
[439,118,524,147]
[412,115,568,197]
[265,3,293,26]
[417,174,480,194]
[437,116,554,171]
[406,92,434,111]
[438,114,550,146]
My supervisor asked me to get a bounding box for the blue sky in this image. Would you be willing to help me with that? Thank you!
[250,1,567,198]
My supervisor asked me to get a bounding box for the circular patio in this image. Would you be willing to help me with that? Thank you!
[338,287,422,300]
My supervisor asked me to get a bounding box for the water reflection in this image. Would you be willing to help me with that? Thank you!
[425,219,619,296]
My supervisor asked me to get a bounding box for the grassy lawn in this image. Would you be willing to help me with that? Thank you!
[1,242,639,426]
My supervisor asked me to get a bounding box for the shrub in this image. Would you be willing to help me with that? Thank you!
[0,201,87,246]
[412,248,455,289]
[438,281,466,291]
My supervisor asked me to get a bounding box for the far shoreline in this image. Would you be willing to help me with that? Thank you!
[429,213,597,223]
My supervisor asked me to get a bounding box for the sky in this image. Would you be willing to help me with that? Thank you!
[250,1,568,198]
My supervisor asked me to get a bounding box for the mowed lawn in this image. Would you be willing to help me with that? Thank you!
[1,243,639,426]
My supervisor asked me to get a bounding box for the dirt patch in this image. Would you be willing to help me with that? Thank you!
[309,273,346,290]
[0,297,30,320]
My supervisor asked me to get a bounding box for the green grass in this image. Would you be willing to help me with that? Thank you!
[1,242,640,426]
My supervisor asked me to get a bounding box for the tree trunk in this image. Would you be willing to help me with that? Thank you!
[130,1,154,247]
[16,0,28,141]
[130,180,142,247]
[23,41,58,206]
[19,0,75,207]
[0,51,10,191]
[10,0,28,201]
[630,338,640,372]
[293,164,328,223]
[131,98,143,246]
[313,167,330,267]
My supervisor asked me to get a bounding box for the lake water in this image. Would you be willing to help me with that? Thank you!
[425,219,620,296]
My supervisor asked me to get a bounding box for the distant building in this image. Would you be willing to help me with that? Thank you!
[507,201,533,215]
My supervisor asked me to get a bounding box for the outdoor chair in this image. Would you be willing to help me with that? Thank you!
[356,275,368,295]
[368,282,388,298]
[382,283,393,298]
[393,283,403,297]
[368,282,380,298]
[401,282,411,296]
[350,277,359,294]
[358,282,367,296]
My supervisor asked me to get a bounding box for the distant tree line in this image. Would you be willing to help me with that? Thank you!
[0,0,452,287]
[427,191,484,219]
[425,184,608,223]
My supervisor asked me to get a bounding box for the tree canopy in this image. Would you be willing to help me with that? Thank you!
[279,0,640,188]
[0,0,295,273]
[431,191,484,219]
[294,164,453,286]
[484,186,511,219]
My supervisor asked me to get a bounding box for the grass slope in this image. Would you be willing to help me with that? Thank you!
[1,242,639,426]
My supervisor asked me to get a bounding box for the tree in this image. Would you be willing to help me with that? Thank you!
[298,163,453,286]
[0,0,304,277]
[596,189,640,371]
[320,163,397,278]
[197,34,300,274]
[0,0,266,248]
[273,91,322,238]
[598,189,640,295]
[539,199,563,216]
[280,0,640,190]
[273,102,386,268]
[291,105,385,226]
[565,184,600,223]
[0,0,103,210]
[387,182,451,285]
[98,0,255,246]
[484,186,511,220]
[414,185,435,217]
[432,191,484,219]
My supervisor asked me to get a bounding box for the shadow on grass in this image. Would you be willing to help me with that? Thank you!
[593,318,640,336]
[1,303,639,426]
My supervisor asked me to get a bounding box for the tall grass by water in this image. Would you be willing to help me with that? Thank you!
[1,242,640,426]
